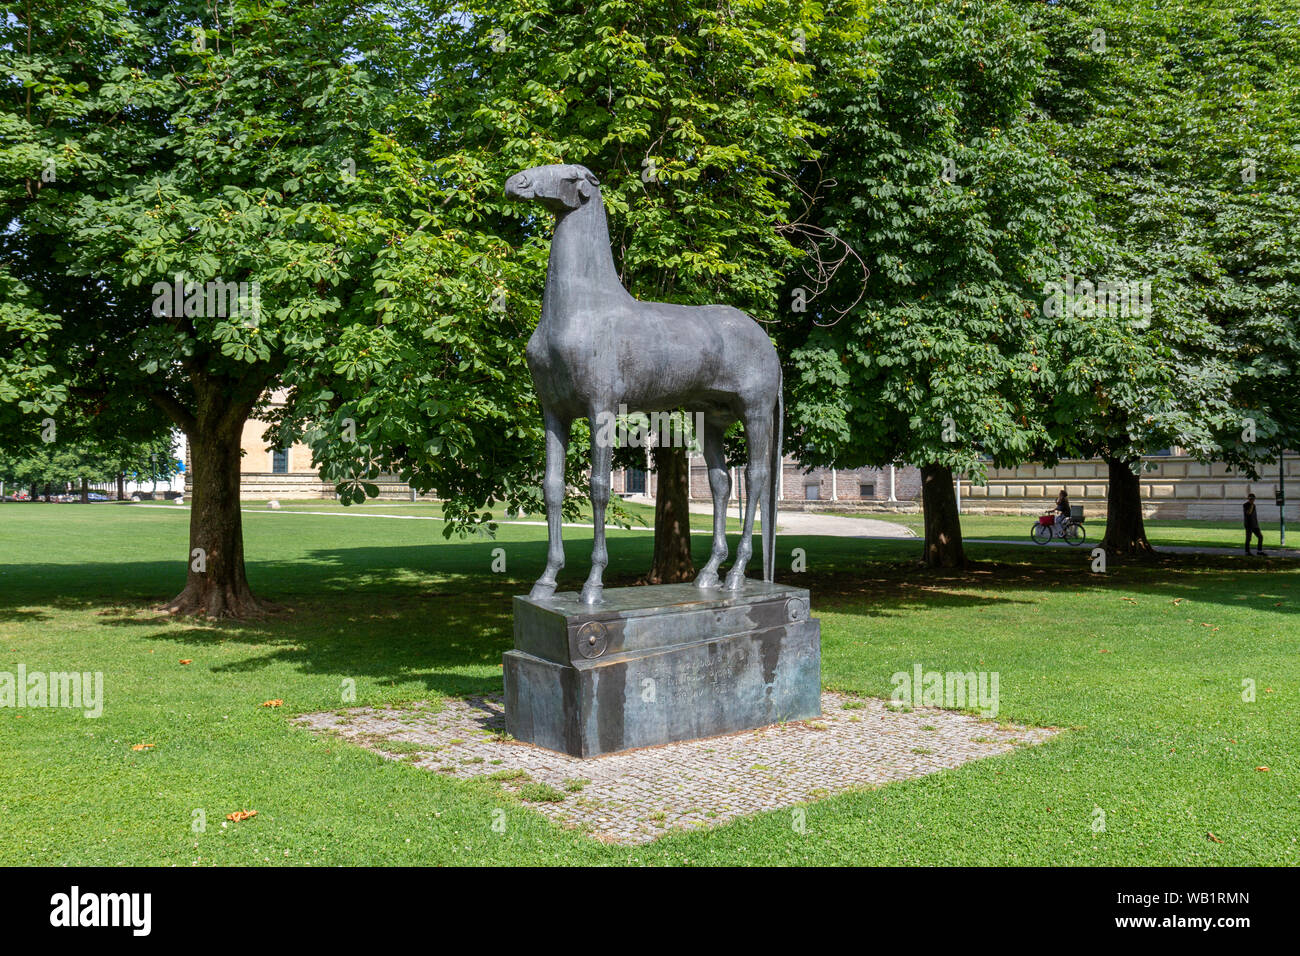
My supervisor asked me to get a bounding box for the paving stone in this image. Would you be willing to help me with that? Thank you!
[293,692,1057,845]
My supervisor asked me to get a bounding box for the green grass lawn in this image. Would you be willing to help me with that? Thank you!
[1,502,1296,865]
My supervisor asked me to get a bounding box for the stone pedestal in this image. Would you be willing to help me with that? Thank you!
[503,582,821,757]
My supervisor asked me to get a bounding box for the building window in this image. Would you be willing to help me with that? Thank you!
[625,467,646,495]
[859,483,875,498]
[804,484,820,501]
[272,448,289,474]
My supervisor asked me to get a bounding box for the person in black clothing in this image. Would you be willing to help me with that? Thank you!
[1244,493,1265,555]
[1054,489,1070,535]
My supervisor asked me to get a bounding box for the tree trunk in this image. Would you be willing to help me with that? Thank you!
[1099,455,1155,556]
[79,477,89,503]
[116,472,126,501]
[920,463,967,568]
[162,400,269,618]
[645,444,695,583]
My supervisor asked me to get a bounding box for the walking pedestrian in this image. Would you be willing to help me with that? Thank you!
[1244,493,1266,555]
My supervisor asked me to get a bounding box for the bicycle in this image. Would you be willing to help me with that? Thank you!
[1031,512,1086,546]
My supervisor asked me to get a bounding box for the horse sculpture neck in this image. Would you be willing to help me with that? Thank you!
[541,193,629,326]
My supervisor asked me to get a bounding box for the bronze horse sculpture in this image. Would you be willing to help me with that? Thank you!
[505,163,783,605]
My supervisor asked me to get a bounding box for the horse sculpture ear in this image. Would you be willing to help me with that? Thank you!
[572,169,600,202]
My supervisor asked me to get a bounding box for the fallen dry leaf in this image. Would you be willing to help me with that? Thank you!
[226,810,257,822]
[179,659,192,665]
[131,743,154,751]
[261,699,283,708]
[1207,832,1223,844]
[1256,766,1270,772]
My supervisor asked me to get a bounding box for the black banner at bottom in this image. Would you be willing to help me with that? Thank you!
[0,865,1284,942]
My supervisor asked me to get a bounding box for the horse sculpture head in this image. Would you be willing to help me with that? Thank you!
[505,163,601,213]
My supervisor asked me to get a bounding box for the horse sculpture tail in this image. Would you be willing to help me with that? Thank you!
[763,366,783,583]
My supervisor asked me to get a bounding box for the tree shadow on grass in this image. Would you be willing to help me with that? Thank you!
[0,538,656,698]
[803,543,1300,622]
[0,607,54,623]
[1,534,1294,700]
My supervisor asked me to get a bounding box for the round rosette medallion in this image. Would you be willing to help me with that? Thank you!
[575,620,609,659]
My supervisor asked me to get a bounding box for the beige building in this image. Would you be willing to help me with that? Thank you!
[615,451,1297,521]
[218,395,1296,522]
[234,407,325,497]
[188,391,417,500]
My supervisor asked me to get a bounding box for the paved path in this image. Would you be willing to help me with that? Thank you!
[772,509,915,538]
[621,496,916,538]
[296,691,1053,845]
[133,501,917,537]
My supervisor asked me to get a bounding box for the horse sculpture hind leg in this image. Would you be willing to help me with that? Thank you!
[693,416,732,590]
[724,399,774,590]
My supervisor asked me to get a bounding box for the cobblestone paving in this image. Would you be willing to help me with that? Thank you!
[294,693,1057,844]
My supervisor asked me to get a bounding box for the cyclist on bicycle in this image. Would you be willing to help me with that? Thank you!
[1054,489,1070,535]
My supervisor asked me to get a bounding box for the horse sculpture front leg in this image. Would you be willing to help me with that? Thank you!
[581,409,613,604]
[529,408,571,600]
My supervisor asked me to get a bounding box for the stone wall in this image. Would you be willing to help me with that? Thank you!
[960,455,1300,521]
[196,469,425,501]
[612,453,1299,520]
[611,457,923,510]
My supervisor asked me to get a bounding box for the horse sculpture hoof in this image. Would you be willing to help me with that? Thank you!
[723,570,747,591]
[580,582,604,605]
[529,581,558,601]
[694,570,722,590]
